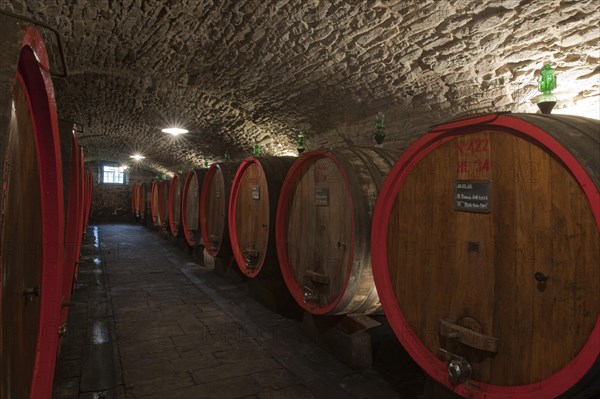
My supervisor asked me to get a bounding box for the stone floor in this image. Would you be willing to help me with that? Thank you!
[54,224,431,399]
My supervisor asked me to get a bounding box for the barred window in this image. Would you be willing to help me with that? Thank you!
[101,164,126,184]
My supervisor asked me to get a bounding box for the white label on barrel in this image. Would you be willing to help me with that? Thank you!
[315,187,329,206]
[454,180,491,213]
[251,186,260,200]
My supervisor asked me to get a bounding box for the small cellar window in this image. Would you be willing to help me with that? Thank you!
[101,164,127,184]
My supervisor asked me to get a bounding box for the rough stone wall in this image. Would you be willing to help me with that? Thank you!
[88,161,155,223]
[1,0,598,174]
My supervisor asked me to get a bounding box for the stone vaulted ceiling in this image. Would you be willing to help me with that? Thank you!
[2,0,599,174]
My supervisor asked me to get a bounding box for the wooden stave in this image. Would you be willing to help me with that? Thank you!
[182,169,207,246]
[229,156,295,277]
[275,147,398,315]
[0,27,65,399]
[200,162,240,257]
[371,112,600,399]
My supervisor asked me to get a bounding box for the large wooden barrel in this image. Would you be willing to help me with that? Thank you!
[182,169,207,246]
[371,113,600,398]
[76,145,86,270]
[136,182,147,219]
[59,121,83,336]
[200,163,239,257]
[168,173,183,237]
[229,157,295,277]
[131,183,138,215]
[0,27,65,399]
[275,148,398,315]
[157,180,169,229]
[150,180,160,226]
[83,167,93,230]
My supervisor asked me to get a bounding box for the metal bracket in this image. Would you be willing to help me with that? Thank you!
[0,9,68,77]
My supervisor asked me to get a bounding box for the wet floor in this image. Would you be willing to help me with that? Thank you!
[53,224,440,399]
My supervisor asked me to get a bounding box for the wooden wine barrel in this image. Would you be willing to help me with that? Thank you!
[168,173,183,237]
[200,162,239,257]
[150,180,160,226]
[229,157,295,277]
[58,121,83,335]
[182,169,207,246]
[75,145,86,273]
[131,183,138,215]
[275,148,398,315]
[157,180,169,229]
[83,167,93,230]
[136,182,147,219]
[371,113,600,399]
[0,27,65,399]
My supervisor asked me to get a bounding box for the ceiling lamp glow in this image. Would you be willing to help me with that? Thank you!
[161,127,189,135]
[130,154,145,161]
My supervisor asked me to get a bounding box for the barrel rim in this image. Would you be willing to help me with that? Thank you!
[275,149,356,314]
[371,112,600,398]
[168,174,180,237]
[228,157,269,277]
[9,26,65,399]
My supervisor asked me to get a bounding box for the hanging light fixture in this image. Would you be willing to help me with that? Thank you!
[161,127,189,136]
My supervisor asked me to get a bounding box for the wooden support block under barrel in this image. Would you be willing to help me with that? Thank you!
[213,255,247,285]
[302,313,381,368]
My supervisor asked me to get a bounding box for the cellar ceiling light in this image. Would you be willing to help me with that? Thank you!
[161,127,189,135]
[130,154,145,161]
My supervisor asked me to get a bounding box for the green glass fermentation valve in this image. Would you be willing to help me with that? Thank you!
[374,112,385,145]
[253,144,261,157]
[297,132,305,154]
[536,63,557,114]
[203,160,208,168]
[224,152,230,162]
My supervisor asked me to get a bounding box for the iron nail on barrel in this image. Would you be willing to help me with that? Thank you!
[371,112,600,399]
